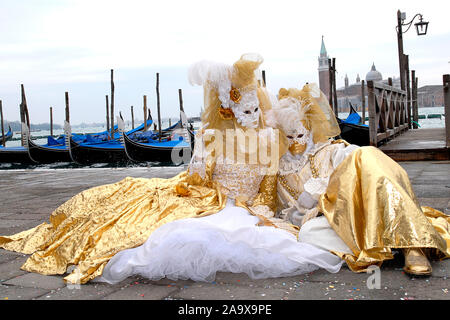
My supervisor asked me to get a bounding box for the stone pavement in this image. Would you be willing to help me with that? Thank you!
[0,162,449,300]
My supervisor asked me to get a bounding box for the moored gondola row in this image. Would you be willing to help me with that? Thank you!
[0,117,193,166]
[0,70,195,167]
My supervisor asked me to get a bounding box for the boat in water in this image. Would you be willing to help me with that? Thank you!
[66,119,153,165]
[0,126,13,145]
[26,124,119,164]
[120,113,194,164]
[336,104,370,146]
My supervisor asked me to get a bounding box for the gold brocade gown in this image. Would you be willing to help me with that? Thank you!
[0,129,290,285]
[0,171,226,284]
[278,140,450,272]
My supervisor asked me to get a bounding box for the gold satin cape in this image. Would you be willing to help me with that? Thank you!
[318,146,450,271]
[0,171,226,284]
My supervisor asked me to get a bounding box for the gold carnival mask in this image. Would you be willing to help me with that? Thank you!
[288,141,307,155]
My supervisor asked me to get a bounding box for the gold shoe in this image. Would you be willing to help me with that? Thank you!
[403,248,432,276]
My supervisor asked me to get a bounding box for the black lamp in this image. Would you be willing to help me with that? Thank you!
[414,15,429,36]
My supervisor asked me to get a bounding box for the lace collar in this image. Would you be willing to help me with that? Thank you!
[279,138,332,175]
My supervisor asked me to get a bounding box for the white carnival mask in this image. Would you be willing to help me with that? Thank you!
[276,97,312,147]
[218,84,260,129]
[285,121,311,147]
[230,90,260,128]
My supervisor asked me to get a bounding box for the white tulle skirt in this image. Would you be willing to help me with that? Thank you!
[97,199,344,284]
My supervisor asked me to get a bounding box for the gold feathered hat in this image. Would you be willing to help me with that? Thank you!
[274,83,341,144]
[188,53,273,130]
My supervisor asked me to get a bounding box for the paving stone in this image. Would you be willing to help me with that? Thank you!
[417,198,449,209]
[0,221,42,236]
[103,283,179,300]
[214,272,309,290]
[2,214,50,221]
[149,277,196,288]
[410,185,450,198]
[171,282,287,300]
[0,257,28,282]
[0,219,36,228]
[431,259,450,278]
[4,272,66,290]
[0,249,26,264]
[36,282,126,300]
[0,284,50,300]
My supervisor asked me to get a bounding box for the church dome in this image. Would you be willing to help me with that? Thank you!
[366,63,383,82]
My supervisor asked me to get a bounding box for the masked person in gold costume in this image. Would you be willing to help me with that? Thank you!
[271,83,450,276]
[0,55,345,285]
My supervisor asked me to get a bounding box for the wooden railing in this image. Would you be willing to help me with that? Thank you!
[367,80,409,146]
[444,74,450,148]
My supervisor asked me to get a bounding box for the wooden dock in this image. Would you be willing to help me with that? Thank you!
[367,74,450,161]
[379,128,450,161]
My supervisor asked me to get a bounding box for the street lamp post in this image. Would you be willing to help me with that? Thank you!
[396,10,429,128]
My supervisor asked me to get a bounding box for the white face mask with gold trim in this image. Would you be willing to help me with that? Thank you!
[285,122,310,146]
[285,122,312,155]
[229,90,260,129]
[217,83,261,129]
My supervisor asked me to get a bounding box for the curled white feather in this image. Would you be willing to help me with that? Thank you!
[188,60,232,87]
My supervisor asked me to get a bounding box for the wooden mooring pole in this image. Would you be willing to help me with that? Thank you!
[397,10,406,91]
[361,80,366,124]
[328,59,333,109]
[332,58,337,115]
[19,100,25,146]
[65,92,70,124]
[0,100,5,147]
[367,80,377,147]
[105,95,110,132]
[178,88,184,114]
[143,95,148,131]
[443,74,450,147]
[179,88,185,129]
[21,85,30,129]
[411,70,418,129]
[110,69,115,139]
[50,107,53,137]
[131,106,134,129]
[20,85,30,146]
[156,73,162,141]
[414,75,419,129]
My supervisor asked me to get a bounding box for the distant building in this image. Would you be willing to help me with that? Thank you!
[318,38,443,114]
[417,85,444,108]
[318,36,331,100]
[335,63,404,113]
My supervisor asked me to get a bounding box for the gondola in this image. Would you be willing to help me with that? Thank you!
[0,126,13,145]
[67,119,153,165]
[122,133,192,164]
[26,124,119,164]
[336,103,370,146]
[0,145,35,164]
[68,137,128,165]
[120,113,194,164]
[0,124,35,164]
[27,136,72,163]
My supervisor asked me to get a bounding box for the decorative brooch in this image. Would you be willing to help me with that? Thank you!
[229,87,242,104]
[218,105,235,120]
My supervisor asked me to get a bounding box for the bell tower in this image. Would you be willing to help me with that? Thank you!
[318,36,330,100]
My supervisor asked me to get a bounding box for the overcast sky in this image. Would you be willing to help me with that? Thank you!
[0,0,449,125]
